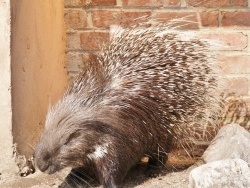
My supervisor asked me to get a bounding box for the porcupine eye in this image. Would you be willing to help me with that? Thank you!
[64,131,82,145]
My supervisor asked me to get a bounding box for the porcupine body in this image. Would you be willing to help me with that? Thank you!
[35,23,222,188]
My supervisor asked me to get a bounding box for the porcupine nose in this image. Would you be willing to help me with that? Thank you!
[34,150,50,172]
[36,158,50,172]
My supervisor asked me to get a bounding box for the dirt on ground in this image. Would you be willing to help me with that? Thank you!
[1,155,200,188]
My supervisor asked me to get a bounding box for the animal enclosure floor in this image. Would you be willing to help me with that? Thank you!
[0,164,195,188]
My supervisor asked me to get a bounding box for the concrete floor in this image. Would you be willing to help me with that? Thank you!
[1,165,193,188]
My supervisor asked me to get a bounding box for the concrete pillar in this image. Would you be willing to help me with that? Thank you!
[0,0,17,174]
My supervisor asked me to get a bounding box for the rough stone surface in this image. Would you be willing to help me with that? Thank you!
[189,158,250,188]
[203,124,250,163]
[0,0,17,175]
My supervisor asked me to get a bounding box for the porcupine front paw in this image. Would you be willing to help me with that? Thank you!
[145,154,168,178]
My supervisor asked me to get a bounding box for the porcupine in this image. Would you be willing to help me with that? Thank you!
[34,21,222,188]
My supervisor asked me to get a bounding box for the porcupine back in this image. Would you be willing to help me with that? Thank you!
[64,22,222,156]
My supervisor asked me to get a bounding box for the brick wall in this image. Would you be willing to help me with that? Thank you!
[64,0,250,100]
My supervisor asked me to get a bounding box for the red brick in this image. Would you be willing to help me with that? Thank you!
[122,11,152,27]
[92,10,151,28]
[66,52,83,73]
[66,52,97,73]
[92,10,120,28]
[218,55,250,74]
[123,0,180,7]
[91,0,117,6]
[201,11,219,27]
[65,0,116,6]
[65,0,87,6]
[65,10,87,30]
[80,31,109,50]
[201,32,248,51]
[155,12,199,29]
[66,32,81,51]
[222,11,250,28]
[226,77,249,96]
[186,0,247,7]
[155,11,219,28]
